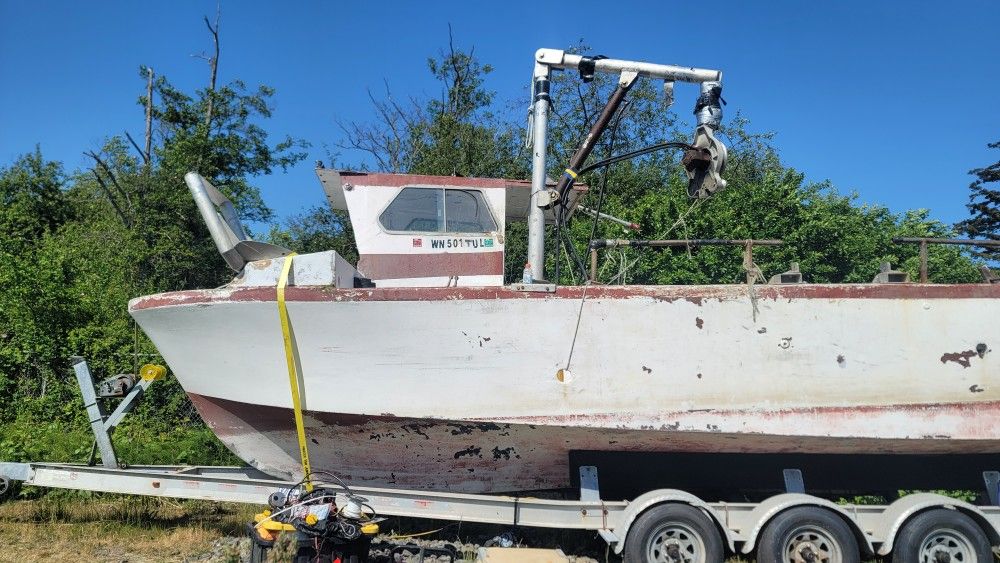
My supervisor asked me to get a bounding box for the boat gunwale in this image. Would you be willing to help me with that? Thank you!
[129,282,1000,311]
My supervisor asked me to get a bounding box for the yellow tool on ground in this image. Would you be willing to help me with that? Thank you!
[253,510,296,541]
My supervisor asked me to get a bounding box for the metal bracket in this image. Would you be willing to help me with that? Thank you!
[985,471,999,506]
[510,283,557,293]
[663,81,675,108]
[579,466,601,501]
[769,262,804,285]
[579,465,618,544]
[872,262,910,283]
[185,172,290,271]
[783,468,805,494]
[619,70,640,88]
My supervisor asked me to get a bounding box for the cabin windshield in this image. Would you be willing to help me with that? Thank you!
[379,187,497,234]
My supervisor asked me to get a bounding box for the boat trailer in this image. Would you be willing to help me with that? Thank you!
[2,460,1000,561]
[3,359,999,560]
[2,358,1000,562]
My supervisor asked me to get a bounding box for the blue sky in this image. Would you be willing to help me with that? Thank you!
[1,1,998,229]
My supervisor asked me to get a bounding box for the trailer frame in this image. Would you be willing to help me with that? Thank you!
[2,461,999,559]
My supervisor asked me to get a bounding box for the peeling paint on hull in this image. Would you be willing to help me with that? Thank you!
[191,393,1000,493]
[129,283,1000,493]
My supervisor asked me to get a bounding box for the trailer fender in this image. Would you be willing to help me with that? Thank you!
[611,489,735,555]
[739,493,873,556]
[872,493,1000,556]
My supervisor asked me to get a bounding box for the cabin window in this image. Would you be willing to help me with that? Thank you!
[379,187,497,233]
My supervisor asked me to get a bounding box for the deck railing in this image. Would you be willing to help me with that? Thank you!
[587,239,782,283]
[585,237,1000,284]
[892,238,1000,283]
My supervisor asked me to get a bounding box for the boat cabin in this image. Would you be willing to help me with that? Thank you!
[316,169,585,287]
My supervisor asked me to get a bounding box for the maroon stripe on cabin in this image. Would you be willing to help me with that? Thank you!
[358,252,504,280]
[129,282,1000,311]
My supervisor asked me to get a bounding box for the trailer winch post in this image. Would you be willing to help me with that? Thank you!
[73,357,119,468]
[71,356,161,468]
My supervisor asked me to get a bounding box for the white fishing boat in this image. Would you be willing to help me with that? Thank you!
[128,49,999,494]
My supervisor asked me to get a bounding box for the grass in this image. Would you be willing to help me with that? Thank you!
[0,496,256,562]
[0,497,628,562]
[0,496,891,562]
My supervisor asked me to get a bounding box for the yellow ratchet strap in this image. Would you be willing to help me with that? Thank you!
[277,252,314,491]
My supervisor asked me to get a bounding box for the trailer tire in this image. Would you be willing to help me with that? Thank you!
[0,477,12,502]
[623,503,724,563]
[890,508,992,563]
[757,506,859,563]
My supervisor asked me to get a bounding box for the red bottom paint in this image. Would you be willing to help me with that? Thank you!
[190,393,1000,494]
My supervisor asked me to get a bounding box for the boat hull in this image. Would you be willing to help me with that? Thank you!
[130,283,1000,493]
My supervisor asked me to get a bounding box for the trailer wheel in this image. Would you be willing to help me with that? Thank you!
[757,506,859,563]
[890,508,992,563]
[623,503,724,562]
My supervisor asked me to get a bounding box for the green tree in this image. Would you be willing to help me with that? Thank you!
[0,18,309,450]
[957,140,1000,263]
[268,206,358,263]
[0,148,68,246]
[0,150,80,420]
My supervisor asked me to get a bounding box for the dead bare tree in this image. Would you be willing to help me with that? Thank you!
[85,151,132,207]
[194,5,221,127]
[444,24,467,116]
[335,80,425,173]
[85,151,133,228]
[144,66,154,162]
[124,132,145,162]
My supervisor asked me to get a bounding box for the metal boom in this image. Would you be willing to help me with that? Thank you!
[525,49,724,282]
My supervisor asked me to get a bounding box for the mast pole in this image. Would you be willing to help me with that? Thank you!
[526,56,552,282]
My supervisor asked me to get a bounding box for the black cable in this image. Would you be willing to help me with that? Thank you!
[554,202,562,285]
[576,141,696,176]
[291,469,354,498]
[309,470,354,496]
[554,140,696,284]
[561,227,589,281]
